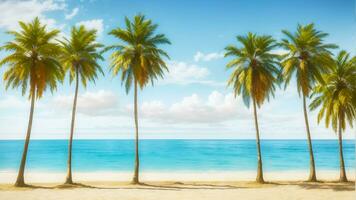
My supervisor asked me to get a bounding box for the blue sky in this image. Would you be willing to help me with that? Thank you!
[0,0,355,139]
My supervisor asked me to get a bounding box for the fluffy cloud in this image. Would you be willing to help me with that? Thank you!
[51,90,247,124]
[0,95,27,109]
[76,19,104,35]
[166,61,209,81]
[0,0,66,30]
[160,61,215,85]
[65,7,79,20]
[270,48,289,55]
[0,89,354,139]
[53,90,118,115]
[194,51,224,62]
[137,91,250,124]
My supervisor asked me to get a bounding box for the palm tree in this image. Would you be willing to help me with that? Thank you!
[225,33,280,183]
[106,14,170,184]
[59,25,104,184]
[310,50,356,182]
[279,24,337,181]
[0,17,63,187]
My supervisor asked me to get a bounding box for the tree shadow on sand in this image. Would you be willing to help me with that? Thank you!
[139,182,246,190]
[3,181,354,192]
[51,182,246,191]
[267,181,355,192]
[55,182,180,191]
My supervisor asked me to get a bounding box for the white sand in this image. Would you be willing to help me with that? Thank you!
[0,171,354,200]
[0,181,355,200]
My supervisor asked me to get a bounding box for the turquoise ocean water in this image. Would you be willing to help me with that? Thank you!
[0,140,354,172]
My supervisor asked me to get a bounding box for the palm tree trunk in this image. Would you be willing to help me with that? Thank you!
[14,88,36,187]
[65,68,79,184]
[338,118,347,182]
[253,99,264,183]
[132,80,140,184]
[302,95,317,182]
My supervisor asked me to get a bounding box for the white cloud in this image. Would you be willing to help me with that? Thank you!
[271,48,289,55]
[53,90,118,115]
[51,90,247,124]
[194,51,224,62]
[0,0,66,30]
[76,19,104,35]
[65,7,79,20]
[160,61,214,85]
[0,89,354,139]
[0,95,27,109]
[136,91,250,124]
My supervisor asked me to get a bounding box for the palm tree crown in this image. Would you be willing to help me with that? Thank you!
[0,17,63,98]
[59,25,104,87]
[310,50,356,131]
[280,23,337,96]
[225,32,280,107]
[106,14,170,93]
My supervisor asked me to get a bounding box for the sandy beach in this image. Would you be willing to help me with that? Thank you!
[0,181,354,200]
[0,171,354,200]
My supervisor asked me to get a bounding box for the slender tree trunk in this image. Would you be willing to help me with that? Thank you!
[302,95,317,182]
[132,80,140,184]
[14,88,36,187]
[338,119,347,182]
[253,99,264,183]
[65,68,79,184]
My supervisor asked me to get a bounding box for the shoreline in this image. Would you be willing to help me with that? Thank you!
[0,170,354,183]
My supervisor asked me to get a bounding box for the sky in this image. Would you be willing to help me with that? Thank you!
[0,0,355,140]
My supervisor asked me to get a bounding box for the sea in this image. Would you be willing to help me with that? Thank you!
[0,139,354,172]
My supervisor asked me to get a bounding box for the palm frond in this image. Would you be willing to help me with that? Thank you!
[225,33,280,107]
[107,14,171,94]
[0,17,63,99]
